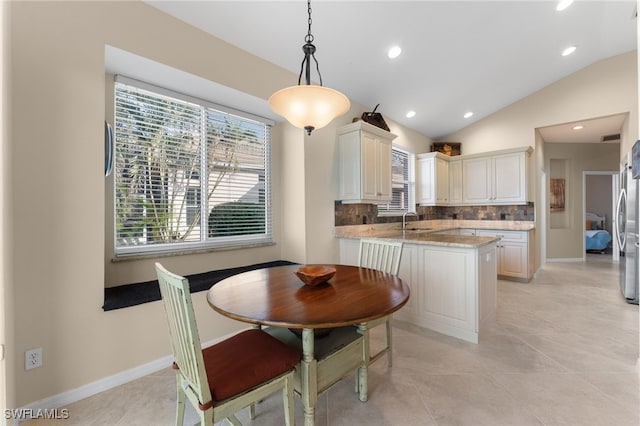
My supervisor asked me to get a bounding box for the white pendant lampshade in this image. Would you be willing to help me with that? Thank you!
[269,0,350,135]
[269,85,350,134]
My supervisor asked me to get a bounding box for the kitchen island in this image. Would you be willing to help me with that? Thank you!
[337,222,504,343]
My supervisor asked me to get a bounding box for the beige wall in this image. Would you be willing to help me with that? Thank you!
[278,122,307,264]
[446,51,638,262]
[8,0,635,408]
[1,0,13,414]
[9,1,292,405]
[7,1,432,406]
[545,143,619,259]
[447,52,638,157]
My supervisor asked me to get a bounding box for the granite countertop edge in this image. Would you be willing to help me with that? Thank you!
[334,219,534,248]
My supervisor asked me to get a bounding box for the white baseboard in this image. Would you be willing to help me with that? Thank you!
[545,257,584,263]
[16,354,172,423]
[16,331,245,423]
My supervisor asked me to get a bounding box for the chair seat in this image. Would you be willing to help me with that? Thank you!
[200,329,301,403]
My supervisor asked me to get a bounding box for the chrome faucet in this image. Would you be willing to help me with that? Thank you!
[402,211,419,231]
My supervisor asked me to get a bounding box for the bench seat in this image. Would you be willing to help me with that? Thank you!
[103,260,297,311]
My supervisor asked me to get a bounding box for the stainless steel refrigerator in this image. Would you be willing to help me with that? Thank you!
[615,158,639,304]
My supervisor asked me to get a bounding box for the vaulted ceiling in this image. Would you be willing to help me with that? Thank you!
[146,1,637,141]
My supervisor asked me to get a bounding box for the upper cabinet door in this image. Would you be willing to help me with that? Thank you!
[435,157,450,203]
[462,149,530,205]
[337,121,397,204]
[417,153,449,206]
[493,152,527,203]
[376,138,393,201]
[449,159,463,204]
[462,157,492,203]
[361,133,379,201]
[417,156,435,205]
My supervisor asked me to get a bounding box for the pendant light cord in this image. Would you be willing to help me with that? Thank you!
[297,0,323,87]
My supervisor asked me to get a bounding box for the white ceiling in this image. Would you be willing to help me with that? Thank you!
[145,1,637,141]
[537,112,626,143]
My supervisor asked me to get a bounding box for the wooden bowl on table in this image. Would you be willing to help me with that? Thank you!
[294,265,336,287]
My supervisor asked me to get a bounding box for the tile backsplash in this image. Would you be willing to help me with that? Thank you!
[335,201,534,226]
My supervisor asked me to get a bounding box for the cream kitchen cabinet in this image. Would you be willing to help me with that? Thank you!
[448,159,463,204]
[339,237,497,344]
[475,229,534,281]
[417,152,449,205]
[338,238,418,321]
[391,243,419,322]
[338,121,397,204]
[462,148,532,205]
[462,156,491,204]
[415,243,496,343]
[338,238,360,266]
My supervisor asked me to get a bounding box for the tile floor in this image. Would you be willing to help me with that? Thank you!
[24,254,639,426]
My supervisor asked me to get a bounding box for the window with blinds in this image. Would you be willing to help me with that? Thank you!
[113,77,272,256]
[379,147,415,215]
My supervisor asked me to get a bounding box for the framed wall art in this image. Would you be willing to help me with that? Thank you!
[550,178,566,212]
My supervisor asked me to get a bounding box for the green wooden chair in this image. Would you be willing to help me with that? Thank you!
[358,239,404,367]
[155,263,300,426]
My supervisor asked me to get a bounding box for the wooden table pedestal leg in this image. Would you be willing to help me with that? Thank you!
[357,323,369,402]
[301,328,318,426]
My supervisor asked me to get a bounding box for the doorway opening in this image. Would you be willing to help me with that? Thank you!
[538,112,626,263]
[583,171,619,262]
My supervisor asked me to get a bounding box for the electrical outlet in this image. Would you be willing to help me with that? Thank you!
[25,348,43,370]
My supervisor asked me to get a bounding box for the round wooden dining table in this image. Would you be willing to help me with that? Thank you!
[207,263,410,426]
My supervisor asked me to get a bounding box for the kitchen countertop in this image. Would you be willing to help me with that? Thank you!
[367,231,499,248]
[335,219,535,249]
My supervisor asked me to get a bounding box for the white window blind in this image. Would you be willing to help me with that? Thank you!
[379,147,415,215]
[114,77,272,256]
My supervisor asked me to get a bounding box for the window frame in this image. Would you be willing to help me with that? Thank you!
[112,76,274,258]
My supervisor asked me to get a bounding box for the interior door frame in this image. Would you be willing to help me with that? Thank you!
[540,169,547,264]
[582,170,619,261]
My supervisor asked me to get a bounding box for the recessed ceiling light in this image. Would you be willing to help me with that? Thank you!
[406,110,416,118]
[562,46,577,57]
[463,112,474,119]
[573,125,584,130]
[556,0,574,11]
[388,46,402,59]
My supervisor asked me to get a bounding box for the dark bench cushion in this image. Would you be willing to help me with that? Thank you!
[103,260,297,311]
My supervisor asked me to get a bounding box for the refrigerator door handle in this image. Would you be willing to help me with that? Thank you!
[615,188,627,251]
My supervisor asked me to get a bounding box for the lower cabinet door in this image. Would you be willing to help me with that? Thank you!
[475,230,530,280]
[500,241,528,278]
[418,246,476,338]
[394,243,418,322]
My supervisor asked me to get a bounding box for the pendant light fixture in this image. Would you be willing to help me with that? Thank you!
[268,0,350,135]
